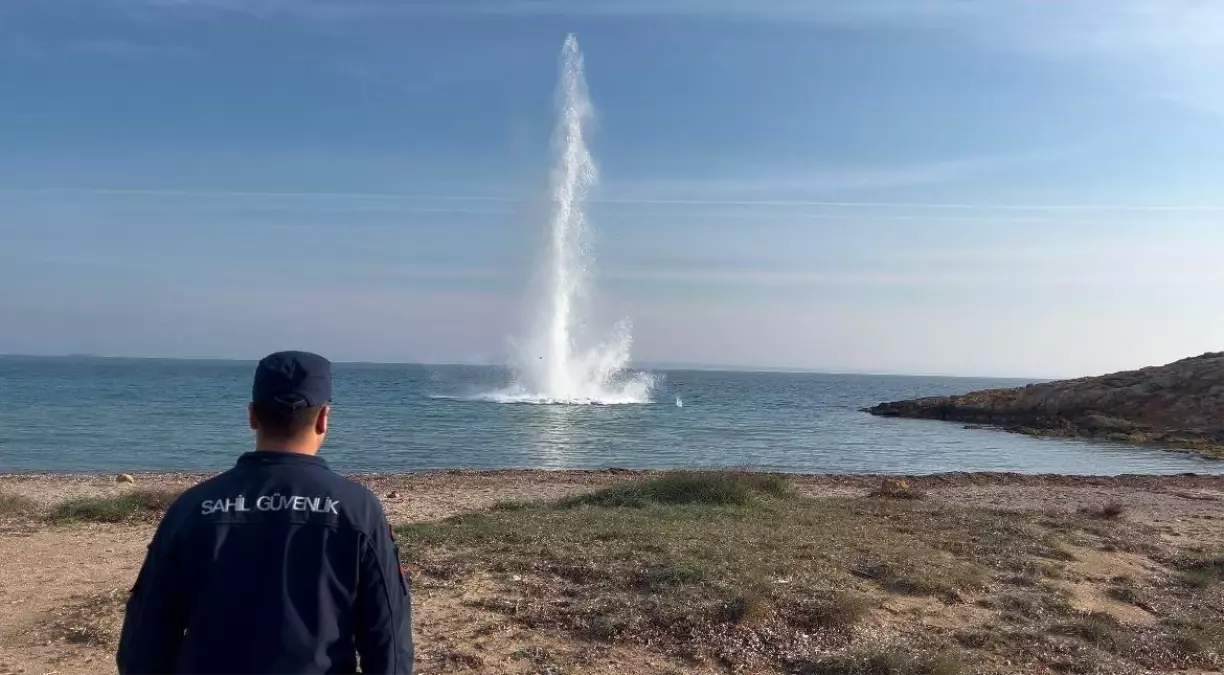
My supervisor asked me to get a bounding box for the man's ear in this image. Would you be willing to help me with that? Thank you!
[248,403,258,431]
[316,405,330,436]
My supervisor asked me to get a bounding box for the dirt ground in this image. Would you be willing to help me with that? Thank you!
[2,470,1223,675]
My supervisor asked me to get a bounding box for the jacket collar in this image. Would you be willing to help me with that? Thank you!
[237,450,330,469]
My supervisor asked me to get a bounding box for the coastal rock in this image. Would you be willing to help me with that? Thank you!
[880,478,910,492]
[867,477,926,499]
[116,473,135,484]
[864,352,1224,458]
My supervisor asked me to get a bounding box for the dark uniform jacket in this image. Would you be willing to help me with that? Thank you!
[116,451,413,674]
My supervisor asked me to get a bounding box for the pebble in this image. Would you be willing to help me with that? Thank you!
[116,474,135,484]
[385,491,401,499]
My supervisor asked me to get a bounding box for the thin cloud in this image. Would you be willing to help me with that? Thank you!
[610,158,996,197]
[85,0,978,21]
[16,1,1223,115]
[5,187,1224,213]
[593,199,1224,212]
[967,1,1224,116]
[604,265,1224,288]
[606,146,1075,198]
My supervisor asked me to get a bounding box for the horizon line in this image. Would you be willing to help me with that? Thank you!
[0,352,1048,381]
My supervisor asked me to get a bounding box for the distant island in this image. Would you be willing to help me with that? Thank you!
[865,352,1224,459]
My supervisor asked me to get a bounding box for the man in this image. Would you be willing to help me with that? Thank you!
[117,351,413,674]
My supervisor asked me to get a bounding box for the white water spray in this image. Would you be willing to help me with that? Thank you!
[489,34,654,405]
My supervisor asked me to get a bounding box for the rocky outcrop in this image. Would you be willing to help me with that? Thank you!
[864,352,1224,458]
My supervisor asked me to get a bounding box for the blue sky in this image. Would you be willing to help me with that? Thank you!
[2,0,1223,377]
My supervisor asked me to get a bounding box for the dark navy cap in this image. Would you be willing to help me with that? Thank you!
[252,351,332,411]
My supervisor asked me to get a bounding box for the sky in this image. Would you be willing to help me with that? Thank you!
[1,0,1223,378]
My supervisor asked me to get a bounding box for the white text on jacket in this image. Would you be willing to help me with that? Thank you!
[201,495,341,515]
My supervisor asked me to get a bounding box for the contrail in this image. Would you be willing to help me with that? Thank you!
[0,187,520,202]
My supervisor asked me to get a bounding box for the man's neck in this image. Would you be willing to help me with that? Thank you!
[254,440,320,456]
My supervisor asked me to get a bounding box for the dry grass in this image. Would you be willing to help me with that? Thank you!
[397,472,1204,673]
[50,488,181,524]
[9,471,1222,675]
[35,589,128,648]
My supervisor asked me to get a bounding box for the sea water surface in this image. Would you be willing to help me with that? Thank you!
[0,356,1219,475]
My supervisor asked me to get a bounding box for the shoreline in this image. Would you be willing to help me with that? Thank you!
[6,467,1224,483]
[6,469,1224,518]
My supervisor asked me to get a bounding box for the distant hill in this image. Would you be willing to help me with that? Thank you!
[865,352,1224,459]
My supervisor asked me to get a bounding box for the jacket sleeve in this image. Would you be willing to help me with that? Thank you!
[116,512,188,674]
[355,504,414,675]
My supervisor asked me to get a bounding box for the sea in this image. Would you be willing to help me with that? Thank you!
[0,355,1219,476]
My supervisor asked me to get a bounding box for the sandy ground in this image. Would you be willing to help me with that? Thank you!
[2,470,1224,675]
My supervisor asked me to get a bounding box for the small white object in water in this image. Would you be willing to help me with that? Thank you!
[675,396,683,408]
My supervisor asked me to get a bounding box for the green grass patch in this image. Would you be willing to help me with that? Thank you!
[854,560,988,603]
[1105,585,1152,611]
[556,471,792,508]
[868,479,927,501]
[1163,615,1224,656]
[0,491,38,517]
[1078,502,1127,520]
[795,591,876,631]
[1177,555,1224,589]
[1050,612,1130,652]
[977,589,1074,622]
[51,489,180,524]
[794,643,963,675]
[489,499,534,512]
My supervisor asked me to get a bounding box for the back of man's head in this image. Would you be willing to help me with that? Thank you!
[248,351,333,452]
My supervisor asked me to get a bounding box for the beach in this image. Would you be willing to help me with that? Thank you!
[2,470,1224,675]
